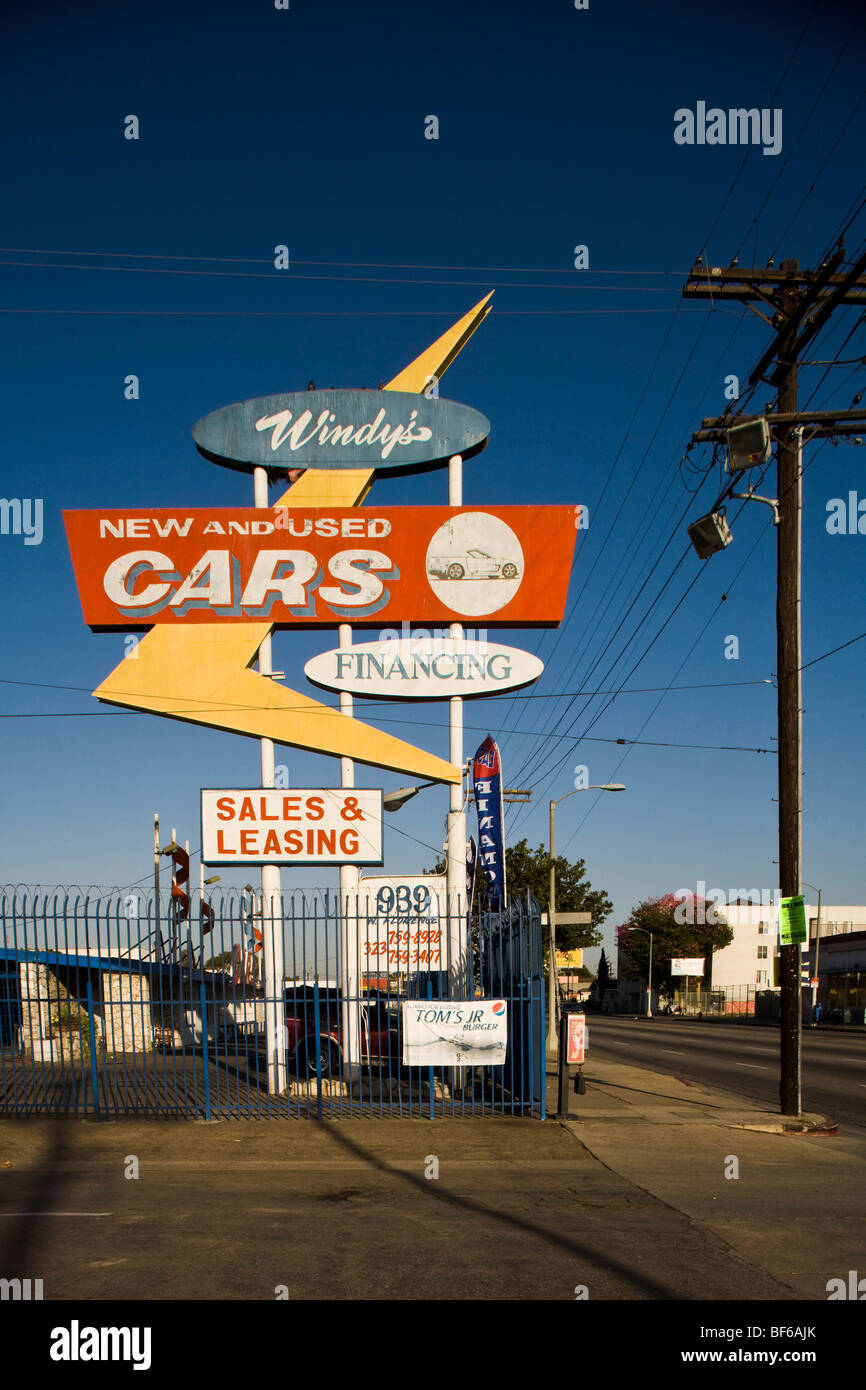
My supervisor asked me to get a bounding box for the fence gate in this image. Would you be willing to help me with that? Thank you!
[0,887,545,1119]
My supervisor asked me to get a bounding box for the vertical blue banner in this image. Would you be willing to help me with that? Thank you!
[472,736,507,907]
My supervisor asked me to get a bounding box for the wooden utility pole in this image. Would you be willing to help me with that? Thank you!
[775,266,803,1117]
[683,244,866,1115]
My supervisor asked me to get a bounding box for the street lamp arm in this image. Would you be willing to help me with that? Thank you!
[551,783,626,811]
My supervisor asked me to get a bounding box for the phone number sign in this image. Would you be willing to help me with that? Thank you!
[359,876,445,971]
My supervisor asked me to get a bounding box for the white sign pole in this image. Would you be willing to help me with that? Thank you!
[339,623,361,1083]
[446,455,467,995]
[254,466,286,1098]
[171,825,178,962]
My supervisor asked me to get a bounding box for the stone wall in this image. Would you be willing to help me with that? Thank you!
[16,961,103,1055]
[99,967,153,1052]
[16,959,154,1053]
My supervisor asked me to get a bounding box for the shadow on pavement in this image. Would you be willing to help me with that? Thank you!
[311,1117,691,1299]
[0,1119,74,1278]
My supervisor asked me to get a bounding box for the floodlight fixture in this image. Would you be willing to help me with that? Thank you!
[687,510,733,559]
[726,417,771,473]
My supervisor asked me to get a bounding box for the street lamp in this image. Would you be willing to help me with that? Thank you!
[383,781,438,813]
[629,926,654,1018]
[801,881,823,1016]
[547,783,626,1054]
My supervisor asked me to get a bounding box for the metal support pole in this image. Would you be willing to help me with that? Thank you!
[153,813,161,960]
[812,888,822,1010]
[547,800,557,1055]
[647,932,653,1018]
[445,455,466,994]
[556,1014,572,1119]
[338,623,361,1082]
[171,826,177,963]
[254,466,287,1098]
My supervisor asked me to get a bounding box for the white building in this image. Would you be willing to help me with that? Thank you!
[711,903,866,990]
[614,901,866,1012]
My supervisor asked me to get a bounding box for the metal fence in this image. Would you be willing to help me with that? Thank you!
[664,984,782,1020]
[0,885,545,1120]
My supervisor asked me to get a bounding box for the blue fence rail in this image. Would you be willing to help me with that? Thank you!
[0,886,544,1119]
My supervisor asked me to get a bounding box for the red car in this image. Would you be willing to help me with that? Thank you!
[283,987,401,1076]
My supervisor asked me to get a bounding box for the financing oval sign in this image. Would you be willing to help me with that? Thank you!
[192,389,490,476]
[304,637,544,701]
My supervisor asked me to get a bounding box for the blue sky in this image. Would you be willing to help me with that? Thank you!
[1,0,864,965]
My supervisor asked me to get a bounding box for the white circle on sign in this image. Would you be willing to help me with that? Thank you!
[425,513,524,616]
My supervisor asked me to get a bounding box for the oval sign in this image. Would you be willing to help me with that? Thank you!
[192,389,490,477]
[304,637,544,701]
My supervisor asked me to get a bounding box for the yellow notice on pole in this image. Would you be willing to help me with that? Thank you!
[779,895,807,946]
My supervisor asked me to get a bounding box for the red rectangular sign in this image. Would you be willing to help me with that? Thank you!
[63,505,578,629]
[566,1014,586,1064]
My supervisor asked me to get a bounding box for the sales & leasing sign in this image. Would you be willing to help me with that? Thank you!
[201,789,383,865]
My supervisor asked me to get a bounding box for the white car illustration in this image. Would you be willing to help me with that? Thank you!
[427,548,521,581]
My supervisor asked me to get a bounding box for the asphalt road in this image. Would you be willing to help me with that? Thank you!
[0,1116,798,1302]
[585,1016,866,1128]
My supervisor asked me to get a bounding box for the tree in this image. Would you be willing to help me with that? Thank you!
[596,948,612,997]
[616,893,734,996]
[204,948,233,971]
[429,837,612,953]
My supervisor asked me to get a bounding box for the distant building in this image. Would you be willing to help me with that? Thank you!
[613,902,866,1021]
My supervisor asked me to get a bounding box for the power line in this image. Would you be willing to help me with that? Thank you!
[0,245,693,275]
[0,306,720,319]
[497,308,749,773]
[0,674,776,701]
[495,36,841,787]
[0,258,682,294]
[555,515,777,859]
[799,629,866,671]
[507,482,773,840]
[0,703,777,753]
[739,8,863,262]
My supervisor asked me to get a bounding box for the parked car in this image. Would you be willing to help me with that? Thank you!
[283,986,401,1077]
[427,549,520,581]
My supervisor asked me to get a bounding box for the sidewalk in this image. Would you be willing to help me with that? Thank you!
[553,1054,864,1302]
[552,1054,838,1133]
[0,1058,860,1301]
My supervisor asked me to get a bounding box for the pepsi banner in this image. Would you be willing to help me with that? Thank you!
[472,736,507,907]
[401,999,508,1066]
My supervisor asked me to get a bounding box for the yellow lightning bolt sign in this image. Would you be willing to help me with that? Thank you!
[93,294,493,783]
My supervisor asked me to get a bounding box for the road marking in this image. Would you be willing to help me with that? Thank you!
[660,1050,685,1055]
[734,1063,768,1070]
[0,1212,112,1217]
